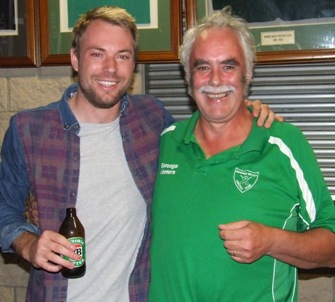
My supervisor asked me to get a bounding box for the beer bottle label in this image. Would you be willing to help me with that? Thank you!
[62,237,86,267]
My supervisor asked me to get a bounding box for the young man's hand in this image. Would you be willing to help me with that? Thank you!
[246,99,284,128]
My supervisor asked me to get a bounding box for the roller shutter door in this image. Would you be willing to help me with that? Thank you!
[144,62,335,199]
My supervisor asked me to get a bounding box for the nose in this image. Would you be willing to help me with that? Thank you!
[209,66,221,87]
[104,55,117,74]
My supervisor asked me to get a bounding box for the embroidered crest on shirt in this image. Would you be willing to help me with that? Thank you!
[234,167,259,193]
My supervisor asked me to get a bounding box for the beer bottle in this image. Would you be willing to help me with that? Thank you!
[59,207,86,278]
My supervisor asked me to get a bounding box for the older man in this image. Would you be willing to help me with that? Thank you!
[149,7,335,302]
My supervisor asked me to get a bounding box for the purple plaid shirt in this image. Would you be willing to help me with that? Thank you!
[0,84,174,302]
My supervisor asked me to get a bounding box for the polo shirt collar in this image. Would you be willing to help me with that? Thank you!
[173,110,270,159]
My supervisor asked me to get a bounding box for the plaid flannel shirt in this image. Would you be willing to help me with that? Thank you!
[0,83,174,301]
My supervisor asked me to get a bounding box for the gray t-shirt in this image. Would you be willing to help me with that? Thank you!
[67,118,146,301]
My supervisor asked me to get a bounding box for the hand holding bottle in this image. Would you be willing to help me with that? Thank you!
[12,230,80,272]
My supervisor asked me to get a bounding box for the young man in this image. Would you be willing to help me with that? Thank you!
[149,7,335,302]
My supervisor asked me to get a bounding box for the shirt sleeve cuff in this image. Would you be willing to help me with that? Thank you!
[0,222,40,253]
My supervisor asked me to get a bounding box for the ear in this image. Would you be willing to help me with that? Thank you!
[70,48,79,72]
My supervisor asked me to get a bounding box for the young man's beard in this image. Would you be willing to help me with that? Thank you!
[78,78,131,109]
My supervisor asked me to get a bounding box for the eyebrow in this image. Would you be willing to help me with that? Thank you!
[87,46,104,52]
[193,57,240,68]
[86,45,133,53]
[222,58,240,66]
[193,59,207,68]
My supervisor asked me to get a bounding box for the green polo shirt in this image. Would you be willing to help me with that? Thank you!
[149,111,335,302]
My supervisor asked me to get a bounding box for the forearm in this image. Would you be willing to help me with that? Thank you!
[12,231,39,263]
[268,228,335,269]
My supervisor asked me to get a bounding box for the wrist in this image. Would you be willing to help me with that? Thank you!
[12,231,38,262]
